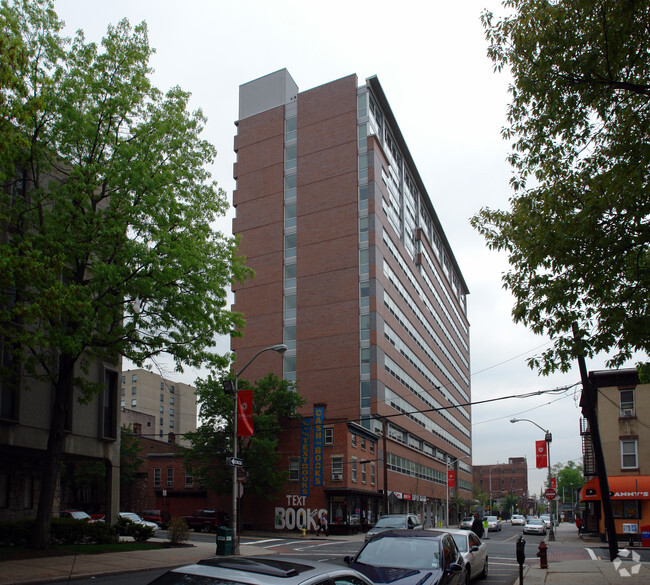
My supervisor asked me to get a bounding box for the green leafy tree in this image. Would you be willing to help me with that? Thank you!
[472,0,650,375]
[1,0,251,548]
[183,372,305,499]
[120,425,143,490]
[550,460,584,504]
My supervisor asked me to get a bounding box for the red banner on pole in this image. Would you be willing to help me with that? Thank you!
[535,440,548,468]
[448,470,455,488]
[550,476,557,489]
[237,390,254,437]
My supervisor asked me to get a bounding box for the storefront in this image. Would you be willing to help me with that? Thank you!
[579,475,650,536]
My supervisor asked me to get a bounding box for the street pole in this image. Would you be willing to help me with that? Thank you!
[230,344,287,555]
[446,454,471,527]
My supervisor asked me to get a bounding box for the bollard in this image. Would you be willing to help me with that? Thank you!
[536,541,548,569]
[302,527,306,538]
[516,535,526,584]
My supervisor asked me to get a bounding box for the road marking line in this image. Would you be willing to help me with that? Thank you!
[244,538,282,545]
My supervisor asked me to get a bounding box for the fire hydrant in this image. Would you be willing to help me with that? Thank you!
[537,541,549,568]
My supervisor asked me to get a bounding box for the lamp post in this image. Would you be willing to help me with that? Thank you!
[230,344,287,554]
[446,454,471,527]
[510,418,555,541]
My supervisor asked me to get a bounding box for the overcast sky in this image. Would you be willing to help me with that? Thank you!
[55,0,645,495]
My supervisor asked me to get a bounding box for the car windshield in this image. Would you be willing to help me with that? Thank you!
[528,519,543,525]
[373,516,407,528]
[357,536,440,569]
[450,533,468,552]
[486,516,497,522]
[122,513,140,521]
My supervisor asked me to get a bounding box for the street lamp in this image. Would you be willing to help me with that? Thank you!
[446,454,471,527]
[510,418,555,541]
[231,344,287,554]
[488,464,500,516]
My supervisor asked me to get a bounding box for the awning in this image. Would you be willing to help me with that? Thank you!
[579,476,650,502]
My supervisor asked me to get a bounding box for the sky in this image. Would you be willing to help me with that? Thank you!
[54,0,645,496]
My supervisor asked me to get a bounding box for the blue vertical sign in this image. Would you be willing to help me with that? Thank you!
[313,407,324,486]
[300,417,311,496]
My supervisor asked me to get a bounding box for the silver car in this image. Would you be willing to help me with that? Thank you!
[430,528,488,582]
[510,514,526,526]
[146,556,376,585]
[523,518,546,536]
[120,512,160,533]
[485,516,501,532]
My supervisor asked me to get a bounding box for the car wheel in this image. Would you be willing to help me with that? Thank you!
[479,556,488,580]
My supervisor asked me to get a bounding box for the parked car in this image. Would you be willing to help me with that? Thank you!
[146,555,376,585]
[60,510,97,522]
[485,516,501,532]
[120,512,160,533]
[539,514,551,528]
[364,513,422,542]
[141,509,170,529]
[181,509,226,532]
[430,528,488,582]
[459,516,474,530]
[510,514,526,526]
[346,529,464,585]
[523,518,546,536]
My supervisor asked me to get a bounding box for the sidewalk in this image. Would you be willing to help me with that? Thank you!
[1,523,648,585]
[521,521,650,584]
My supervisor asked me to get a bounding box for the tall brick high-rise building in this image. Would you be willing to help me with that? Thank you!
[231,69,471,532]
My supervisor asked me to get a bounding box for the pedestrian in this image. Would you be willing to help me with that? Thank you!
[471,512,484,539]
[316,512,329,536]
[575,516,582,534]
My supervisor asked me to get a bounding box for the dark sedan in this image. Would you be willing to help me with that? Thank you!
[346,529,465,585]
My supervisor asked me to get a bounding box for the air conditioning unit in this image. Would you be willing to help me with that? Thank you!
[622,409,634,417]
[332,473,342,480]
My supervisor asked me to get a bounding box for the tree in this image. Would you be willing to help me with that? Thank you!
[472,0,650,375]
[183,372,305,499]
[550,460,584,505]
[1,0,251,548]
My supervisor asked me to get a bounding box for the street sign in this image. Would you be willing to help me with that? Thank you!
[226,457,243,467]
[545,488,557,500]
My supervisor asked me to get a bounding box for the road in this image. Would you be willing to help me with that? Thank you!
[46,522,650,585]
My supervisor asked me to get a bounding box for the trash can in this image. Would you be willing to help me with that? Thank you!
[641,525,650,548]
[216,526,233,555]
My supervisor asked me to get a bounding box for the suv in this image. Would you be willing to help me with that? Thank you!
[141,509,170,529]
[364,513,422,542]
[146,556,375,585]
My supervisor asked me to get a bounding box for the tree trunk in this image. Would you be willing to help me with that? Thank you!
[31,353,76,549]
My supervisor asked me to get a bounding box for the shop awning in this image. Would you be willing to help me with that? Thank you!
[579,476,650,502]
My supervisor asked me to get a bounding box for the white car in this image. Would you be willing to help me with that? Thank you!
[485,515,501,532]
[523,518,546,535]
[439,527,488,582]
[120,512,160,533]
[511,514,526,526]
[540,514,551,528]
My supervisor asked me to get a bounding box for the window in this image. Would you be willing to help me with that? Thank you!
[351,434,357,448]
[621,439,638,469]
[154,468,161,487]
[359,216,369,244]
[359,249,369,276]
[620,389,635,417]
[360,281,370,309]
[160,382,164,390]
[284,356,296,382]
[361,437,366,450]
[284,293,296,319]
[284,324,296,350]
[131,373,137,383]
[166,468,174,487]
[121,387,125,396]
[170,385,175,393]
[360,314,370,341]
[285,117,297,142]
[131,399,137,407]
[360,348,370,375]
[370,442,375,454]
[351,457,357,482]
[325,428,334,445]
[120,400,125,407]
[185,474,194,488]
[169,420,174,428]
[332,456,343,480]
[361,461,367,483]
[160,405,164,413]
[121,375,126,384]
[170,408,174,416]
[285,174,297,200]
[160,417,163,425]
[289,458,299,481]
[285,144,297,171]
[285,202,297,229]
[285,233,297,259]
[170,396,174,405]
[284,264,297,290]
[131,386,137,395]
[160,393,164,402]
[361,381,370,408]
[370,461,376,485]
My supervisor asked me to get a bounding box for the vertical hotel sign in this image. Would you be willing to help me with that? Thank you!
[300,418,311,496]
[313,407,324,487]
